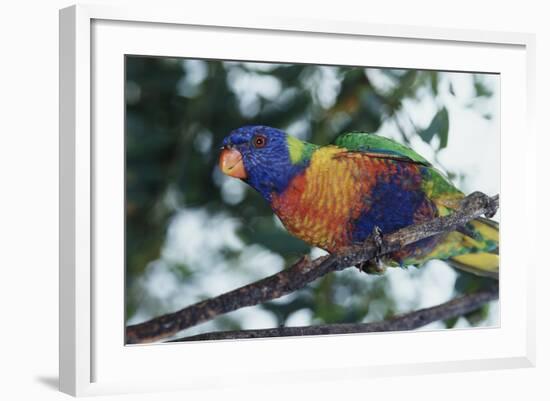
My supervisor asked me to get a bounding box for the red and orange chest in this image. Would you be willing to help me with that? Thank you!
[270,147,389,252]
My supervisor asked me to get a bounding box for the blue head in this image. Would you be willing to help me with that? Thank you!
[219,125,314,202]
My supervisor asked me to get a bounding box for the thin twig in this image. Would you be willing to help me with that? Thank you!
[126,191,499,344]
[169,284,499,342]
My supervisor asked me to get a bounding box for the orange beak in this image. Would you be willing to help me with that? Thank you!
[219,147,247,179]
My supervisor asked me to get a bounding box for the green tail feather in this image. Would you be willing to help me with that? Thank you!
[423,218,499,279]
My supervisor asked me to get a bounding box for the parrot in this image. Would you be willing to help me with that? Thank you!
[218,125,499,278]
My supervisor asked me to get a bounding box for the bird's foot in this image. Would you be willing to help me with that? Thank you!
[356,260,387,275]
[355,226,387,275]
[372,225,384,251]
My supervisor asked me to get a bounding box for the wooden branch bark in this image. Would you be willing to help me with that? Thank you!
[126,191,499,344]
[169,283,499,342]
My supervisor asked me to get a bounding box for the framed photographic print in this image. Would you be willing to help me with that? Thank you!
[59,4,536,396]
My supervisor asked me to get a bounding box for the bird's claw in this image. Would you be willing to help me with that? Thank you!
[372,226,384,253]
[356,226,386,275]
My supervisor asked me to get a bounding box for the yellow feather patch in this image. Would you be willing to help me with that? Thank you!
[287,135,305,164]
[471,219,499,242]
[452,253,499,272]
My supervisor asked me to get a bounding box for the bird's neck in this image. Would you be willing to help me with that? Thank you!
[251,140,318,203]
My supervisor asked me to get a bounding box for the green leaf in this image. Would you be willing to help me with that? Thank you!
[449,82,456,96]
[430,72,438,95]
[444,316,459,328]
[418,107,449,149]
[474,76,493,97]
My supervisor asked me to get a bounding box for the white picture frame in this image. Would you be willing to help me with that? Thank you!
[59,3,536,397]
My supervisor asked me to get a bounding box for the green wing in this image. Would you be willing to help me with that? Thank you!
[333,132,463,202]
[333,132,431,166]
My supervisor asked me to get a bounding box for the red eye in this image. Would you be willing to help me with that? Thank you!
[253,135,267,148]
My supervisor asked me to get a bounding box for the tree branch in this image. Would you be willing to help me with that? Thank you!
[126,191,499,344]
[169,284,499,342]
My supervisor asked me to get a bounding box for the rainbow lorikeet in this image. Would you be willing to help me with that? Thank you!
[219,125,499,277]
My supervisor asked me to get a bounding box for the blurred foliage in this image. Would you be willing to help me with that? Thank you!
[125,56,497,332]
